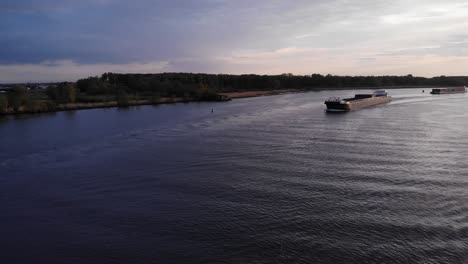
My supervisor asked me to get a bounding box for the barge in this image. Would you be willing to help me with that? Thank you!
[325,90,391,112]
[430,87,466,94]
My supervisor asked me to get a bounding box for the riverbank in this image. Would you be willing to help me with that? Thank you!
[220,89,302,99]
[0,86,441,115]
[0,89,304,115]
[0,98,190,115]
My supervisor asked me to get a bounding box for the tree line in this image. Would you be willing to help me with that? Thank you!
[1,72,467,114]
[76,73,468,96]
[0,83,77,113]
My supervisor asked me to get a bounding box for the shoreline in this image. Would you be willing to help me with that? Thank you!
[219,89,303,99]
[0,86,444,116]
[0,89,303,115]
[0,98,189,116]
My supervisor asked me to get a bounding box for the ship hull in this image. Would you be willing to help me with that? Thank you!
[430,87,466,94]
[325,96,391,112]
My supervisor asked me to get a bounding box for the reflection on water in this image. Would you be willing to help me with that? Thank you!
[64,110,77,119]
[1,88,468,263]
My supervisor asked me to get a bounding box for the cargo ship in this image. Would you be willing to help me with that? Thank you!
[430,87,466,94]
[325,90,391,112]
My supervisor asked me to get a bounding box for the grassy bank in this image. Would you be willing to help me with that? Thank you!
[0,82,231,115]
[220,89,302,98]
[0,97,195,115]
[0,85,446,115]
[0,89,311,115]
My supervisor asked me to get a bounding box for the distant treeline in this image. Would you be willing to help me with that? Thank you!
[77,73,468,96]
[1,72,467,114]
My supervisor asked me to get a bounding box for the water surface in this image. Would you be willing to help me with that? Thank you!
[1,88,468,263]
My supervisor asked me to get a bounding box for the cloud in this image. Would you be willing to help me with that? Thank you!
[0,60,170,83]
[380,2,468,25]
[212,46,468,77]
[2,0,468,80]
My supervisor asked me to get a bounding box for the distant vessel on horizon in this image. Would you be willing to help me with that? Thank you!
[324,90,391,112]
[430,87,467,94]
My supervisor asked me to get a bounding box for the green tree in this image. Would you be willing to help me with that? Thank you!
[0,95,8,112]
[8,85,28,111]
[77,77,111,95]
[150,92,161,103]
[116,85,129,106]
[46,82,77,103]
[64,83,77,103]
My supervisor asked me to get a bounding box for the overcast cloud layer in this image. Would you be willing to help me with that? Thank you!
[1,0,468,82]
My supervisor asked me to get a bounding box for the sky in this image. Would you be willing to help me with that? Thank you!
[1,0,468,82]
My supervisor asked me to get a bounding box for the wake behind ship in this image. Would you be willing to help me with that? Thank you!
[325,90,391,112]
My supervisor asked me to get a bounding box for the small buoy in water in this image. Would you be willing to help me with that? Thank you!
[422,90,425,93]
[211,108,213,113]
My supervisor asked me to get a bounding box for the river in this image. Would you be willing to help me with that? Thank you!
[1,88,468,263]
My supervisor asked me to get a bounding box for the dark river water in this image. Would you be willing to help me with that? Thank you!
[1,88,468,263]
